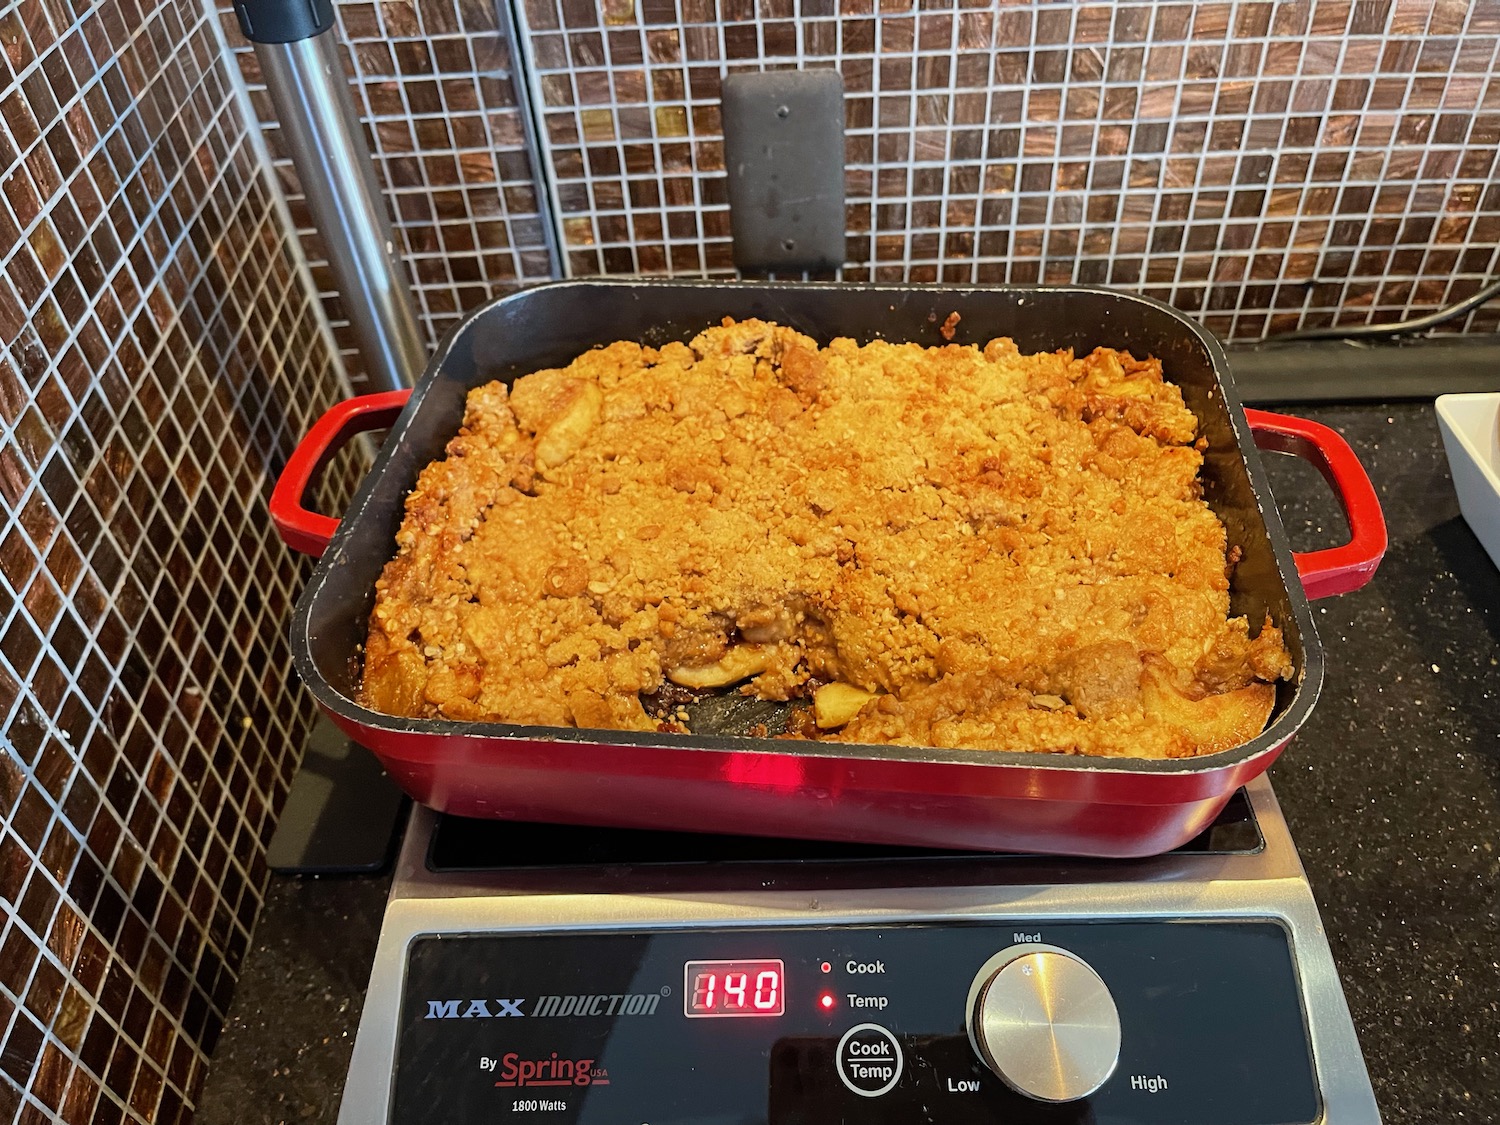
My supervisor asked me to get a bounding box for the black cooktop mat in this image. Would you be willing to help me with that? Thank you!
[425,788,1259,872]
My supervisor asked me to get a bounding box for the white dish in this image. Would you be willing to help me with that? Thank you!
[1435,391,1500,570]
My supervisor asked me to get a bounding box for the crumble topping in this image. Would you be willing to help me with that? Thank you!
[360,318,1291,758]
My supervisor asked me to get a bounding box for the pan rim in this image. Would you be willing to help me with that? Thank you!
[290,278,1325,778]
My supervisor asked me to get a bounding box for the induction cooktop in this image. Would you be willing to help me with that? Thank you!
[336,774,1380,1124]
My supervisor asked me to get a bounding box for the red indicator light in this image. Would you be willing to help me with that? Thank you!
[819,992,837,1011]
[820,961,832,974]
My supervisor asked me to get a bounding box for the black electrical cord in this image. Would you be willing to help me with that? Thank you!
[1267,275,1500,342]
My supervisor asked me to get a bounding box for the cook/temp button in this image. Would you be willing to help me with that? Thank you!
[836,1023,903,1098]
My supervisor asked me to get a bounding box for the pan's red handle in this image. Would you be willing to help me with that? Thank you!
[271,389,413,557]
[1245,408,1387,598]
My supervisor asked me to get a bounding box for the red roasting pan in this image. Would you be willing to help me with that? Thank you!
[271,281,1386,857]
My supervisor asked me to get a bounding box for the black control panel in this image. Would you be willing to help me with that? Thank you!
[390,921,1319,1125]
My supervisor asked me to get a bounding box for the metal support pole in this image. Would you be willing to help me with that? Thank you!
[234,0,426,391]
[235,0,418,872]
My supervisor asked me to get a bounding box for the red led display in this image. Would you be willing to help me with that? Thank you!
[683,960,785,1018]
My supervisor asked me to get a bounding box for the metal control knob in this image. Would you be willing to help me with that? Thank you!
[965,946,1121,1103]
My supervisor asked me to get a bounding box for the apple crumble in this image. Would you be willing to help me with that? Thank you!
[360,319,1292,759]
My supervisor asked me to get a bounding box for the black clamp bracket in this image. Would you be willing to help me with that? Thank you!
[233,0,335,43]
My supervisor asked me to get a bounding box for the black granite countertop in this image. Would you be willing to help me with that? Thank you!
[195,401,1499,1125]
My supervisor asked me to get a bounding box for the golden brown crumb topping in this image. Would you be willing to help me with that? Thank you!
[360,319,1292,759]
